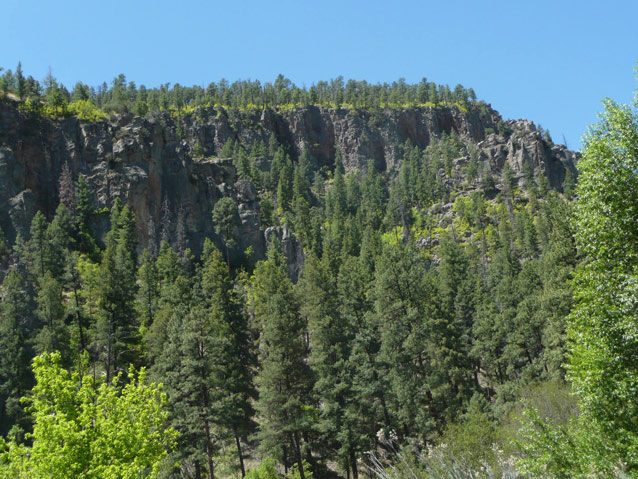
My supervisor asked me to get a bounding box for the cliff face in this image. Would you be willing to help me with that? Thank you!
[0,99,578,264]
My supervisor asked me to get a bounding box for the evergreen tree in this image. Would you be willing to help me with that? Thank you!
[15,62,24,100]
[136,249,159,329]
[145,241,187,362]
[58,162,76,218]
[25,211,50,280]
[157,305,219,479]
[93,201,139,381]
[301,253,369,479]
[46,204,74,278]
[251,247,315,479]
[34,272,70,364]
[64,251,88,354]
[200,240,256,477]
[0,270,36,438]
[436,237,480,406]
[373,242,446,441]
[212,197,240,274]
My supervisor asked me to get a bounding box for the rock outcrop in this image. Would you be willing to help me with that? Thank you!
[477,120,578,191]
[264,225,304,281]
[0,98,578,268]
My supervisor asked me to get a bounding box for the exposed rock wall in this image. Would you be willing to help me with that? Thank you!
[0,98,578,267]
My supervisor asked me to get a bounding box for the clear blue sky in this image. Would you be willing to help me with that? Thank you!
[2,0,637,150]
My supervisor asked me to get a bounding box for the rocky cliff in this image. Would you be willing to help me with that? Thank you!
[0,98,578,266]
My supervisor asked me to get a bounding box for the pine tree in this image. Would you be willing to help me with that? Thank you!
[160,197,172,245]
[46,204,74,278]
[144,241,187,362]
[157,305,219,479]
[136,249,159,329]
[373,242,444,441]
[436,237,480,408]
[292,161,313,247]
[15,62,25,100]
[200,240,256,477]
[251,247,315,479]
[176,206,188,261]
[301,253,369,479]
[34,272,70,364]
[63,251,88,353]
[93,201,139,381]
[75,174,98,257]
[0,270,36,438]
[25,211,49,280]
[212,197,240,274]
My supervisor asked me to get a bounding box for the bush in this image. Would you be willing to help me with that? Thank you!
[68,99,107,122]
[0,352,177,479]
[245,459,280,479]
[367,440,518,479]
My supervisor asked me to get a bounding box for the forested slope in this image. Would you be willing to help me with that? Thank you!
[0,70,580,478]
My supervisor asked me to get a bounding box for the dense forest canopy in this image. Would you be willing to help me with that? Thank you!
[0,62,631,478]
[0,62,480,119]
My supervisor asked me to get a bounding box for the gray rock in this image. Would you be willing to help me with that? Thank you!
[8,190,36,238]
[264,225,304,281]
[0,98,578,269]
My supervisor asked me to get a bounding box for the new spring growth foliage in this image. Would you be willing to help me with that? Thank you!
[0,352,177,479]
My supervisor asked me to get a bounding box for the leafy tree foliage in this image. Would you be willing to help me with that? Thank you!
[0,352,177,479]
[518,98,638,477]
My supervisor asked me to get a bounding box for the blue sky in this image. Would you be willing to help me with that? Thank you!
[2,0,637,150]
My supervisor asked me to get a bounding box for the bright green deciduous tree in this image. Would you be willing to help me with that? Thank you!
[0,352,177,479]
[519,98,638,477]
[568,98,638,471]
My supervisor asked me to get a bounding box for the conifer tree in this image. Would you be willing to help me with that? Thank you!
[93,201,139,381]
[200,240,256,477]
[15,62,25,100]
[292,162,313,246]
[436,237,481,405]
[0,270,36,438]
[158,305,219,479]
[301,252,369,479]
[46,204,74,278]
[25,212,49,280]
[212,198,240,274]
[145,242,186,362]
[251,247,315,479]
[136,249,159,329]
[64,251,88,353]
[373,242,445,441]
[34,272,70,364]
[276,159,294,214]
